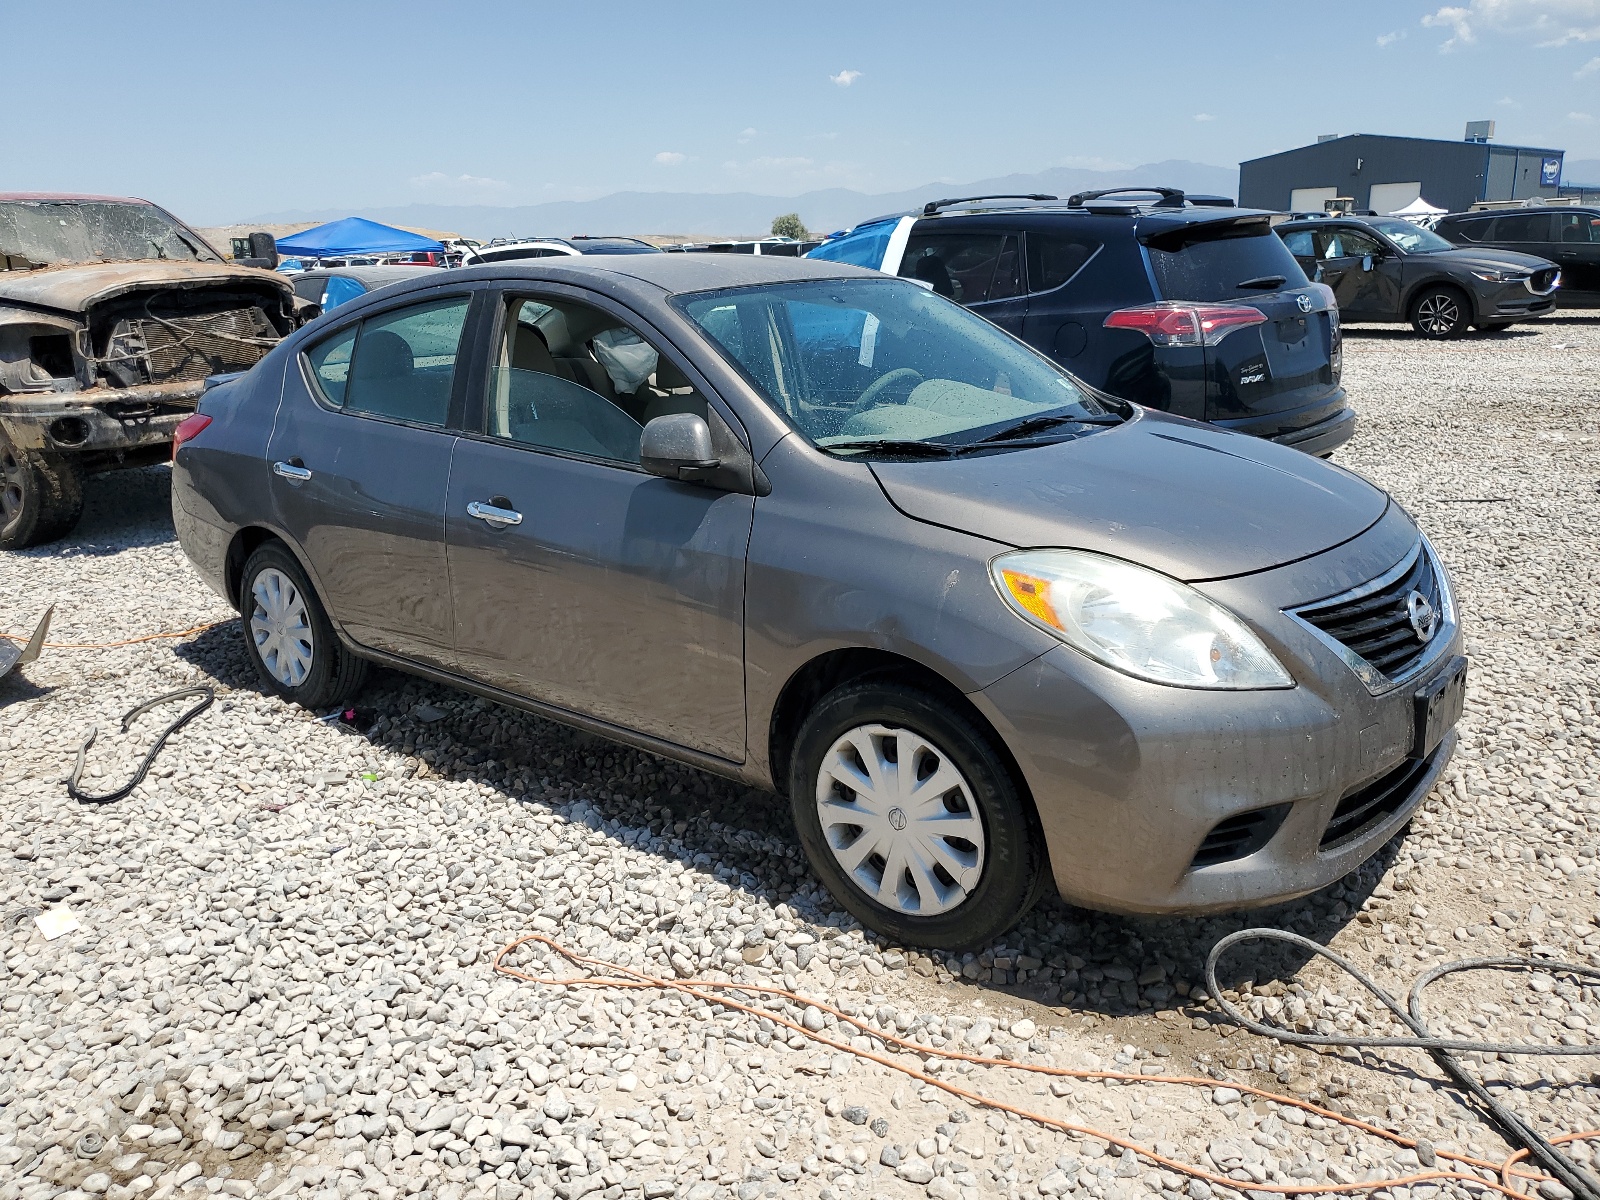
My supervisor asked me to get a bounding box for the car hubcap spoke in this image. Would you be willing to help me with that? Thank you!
[250,567,314,687]
[814,722,986,917]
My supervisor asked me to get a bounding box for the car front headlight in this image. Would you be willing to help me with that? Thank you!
[992,550,1293,690]
[1470,269,1521,284]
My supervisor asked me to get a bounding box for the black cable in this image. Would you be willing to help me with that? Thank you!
[66,687,214,805]
[1208,928,1600,1200]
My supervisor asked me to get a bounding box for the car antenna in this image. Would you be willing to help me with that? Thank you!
[921,194,1057,216]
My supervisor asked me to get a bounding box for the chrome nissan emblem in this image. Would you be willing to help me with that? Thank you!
[1406,590,1438,642]
[888,807,908,831]
[1296,293,1314,313]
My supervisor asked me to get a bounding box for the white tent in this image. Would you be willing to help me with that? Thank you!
[1388,196,1446,217]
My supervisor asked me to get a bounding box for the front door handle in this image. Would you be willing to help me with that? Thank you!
[467,500,523,528]
[272,461,312,483]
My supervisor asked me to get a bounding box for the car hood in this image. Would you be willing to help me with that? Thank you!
[0,262,292,314]
[1424,247,1557,273]
[869,409,1389,582]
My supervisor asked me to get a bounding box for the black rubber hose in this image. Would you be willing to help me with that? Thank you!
[66,687,214,805]
[1207,927,1600,1200]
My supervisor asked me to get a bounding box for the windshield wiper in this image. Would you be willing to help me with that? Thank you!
[1236,275,1287,290]
[973,412,1123,445]
[820,439,960,458]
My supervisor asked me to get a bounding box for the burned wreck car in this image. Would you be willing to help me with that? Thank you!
[0,194,296,548]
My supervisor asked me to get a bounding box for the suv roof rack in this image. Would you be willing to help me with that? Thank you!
[921,193,1057,216]
[1066,186,1187,209]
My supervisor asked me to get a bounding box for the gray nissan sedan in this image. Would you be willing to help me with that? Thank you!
[171,255,1466,951]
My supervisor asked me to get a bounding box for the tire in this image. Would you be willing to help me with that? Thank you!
[239,541,368,709]
[0,430,84,550]
[1409,287,1471,339]
[788,681,1045,952]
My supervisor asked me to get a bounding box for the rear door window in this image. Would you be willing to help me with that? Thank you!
[1024,232,1101,293]
[897,232,1020,303]
[1556,213,1599,243]
[1146,223,1308,301]
[342,296,471,426]
[1492,213,1552,242]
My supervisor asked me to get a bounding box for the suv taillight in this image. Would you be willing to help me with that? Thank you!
[171,414,212,461]
[1103,302,1267,347]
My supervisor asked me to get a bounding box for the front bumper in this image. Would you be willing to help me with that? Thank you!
[973,506,1464,915]
[1480,277,1558,322]
[0,381,205,454]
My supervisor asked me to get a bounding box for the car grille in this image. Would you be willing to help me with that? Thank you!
[1293,542,1442,684]
[1529,267,1559,294]
[110,307,276,385]
[1319,751,1437,850]
[1190,804,1290,869]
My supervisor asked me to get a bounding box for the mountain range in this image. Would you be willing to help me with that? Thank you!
[245,160,1241,240]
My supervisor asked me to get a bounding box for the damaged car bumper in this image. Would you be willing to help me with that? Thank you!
[0,381,205,454]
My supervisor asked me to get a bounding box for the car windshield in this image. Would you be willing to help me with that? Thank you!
[1366,219,1454,253]
[677,277,1114,451]
[0,200,220,268]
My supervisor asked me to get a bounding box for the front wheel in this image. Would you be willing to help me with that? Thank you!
[1409,287,1471,339]
[239,541,368,709]
[0,431,84,550]
[788,681,1045,951]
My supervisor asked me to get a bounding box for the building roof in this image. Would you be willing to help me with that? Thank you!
[1242,132,1563,165]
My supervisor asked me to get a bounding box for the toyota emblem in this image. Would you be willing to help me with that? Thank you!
[1406,590,1438,643]
[1296,293,1314,313]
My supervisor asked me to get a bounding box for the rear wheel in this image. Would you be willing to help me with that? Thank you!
[239,541,368,709]
[789,681,1045,951]
[1409,287,1471,339]
[0,431,84,550]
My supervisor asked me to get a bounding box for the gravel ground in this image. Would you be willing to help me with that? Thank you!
[3,312,1599,1200]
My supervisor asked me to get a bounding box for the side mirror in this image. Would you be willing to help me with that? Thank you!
[1360,254,1374,272]
[641,413,720,482]
[237,231,279,270]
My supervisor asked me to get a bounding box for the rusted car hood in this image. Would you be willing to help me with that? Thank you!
[0,262,291,314]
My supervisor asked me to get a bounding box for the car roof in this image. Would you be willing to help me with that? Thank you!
[0,192,154,205]
[448,252,876,295]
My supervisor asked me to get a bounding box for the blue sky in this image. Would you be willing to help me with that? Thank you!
[8,0,1598,223]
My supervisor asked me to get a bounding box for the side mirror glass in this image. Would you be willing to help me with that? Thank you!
[1361,254,1374,271]
[641,413,720,482]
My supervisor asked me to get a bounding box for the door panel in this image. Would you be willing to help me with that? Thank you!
[445,441,753,759]
[1315,227,1400,318]
[267,362,457,666]
[1554,212,1600,295]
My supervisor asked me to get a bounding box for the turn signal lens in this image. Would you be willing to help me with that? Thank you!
[992,550,1293,690]
[171,413,212,461]
[1103,302,1268,348]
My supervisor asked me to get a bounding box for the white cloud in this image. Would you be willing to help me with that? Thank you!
[407,172,512,201]
[737,127,758,144]
[1376,29,1405,46]
[1498,94,1524,104]
[1422,0,1600,51]
[1192,112,1215,122]
[1579,54,1600,72]
[653,151,687,166]
[1571,109,1596,120]
[829,68,862,87]
[751,156,814,169]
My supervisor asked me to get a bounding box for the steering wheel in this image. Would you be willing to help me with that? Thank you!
[851,368,923,414]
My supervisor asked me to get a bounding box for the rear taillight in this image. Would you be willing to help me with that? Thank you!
[1103,302,1267,347]
[172,414,212,461]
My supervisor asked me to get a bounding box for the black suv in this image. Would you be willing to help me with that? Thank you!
[1434,207,1599,306]
[1274,213,1561,338]
[808,188,1353,457]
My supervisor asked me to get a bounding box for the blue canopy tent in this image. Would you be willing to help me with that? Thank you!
[274,217,444,260]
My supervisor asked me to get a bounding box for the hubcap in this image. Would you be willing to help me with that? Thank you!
[1417,294,1459,335]
[1,442,24,525]
[814,723,986,917]
[249,568,314,687]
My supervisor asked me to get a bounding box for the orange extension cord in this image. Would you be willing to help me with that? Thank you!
[495,933,1596,1199]
[0,621,221,650]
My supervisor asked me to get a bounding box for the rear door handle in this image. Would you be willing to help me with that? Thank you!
[272,461,312,483]
[467,500,522,528]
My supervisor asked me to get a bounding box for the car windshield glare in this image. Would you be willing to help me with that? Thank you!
[0,200,219,267]
[677,277,1108,450]
[1367,219,1454,254]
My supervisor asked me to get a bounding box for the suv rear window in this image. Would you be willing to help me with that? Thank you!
[1145,221,1307,302]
